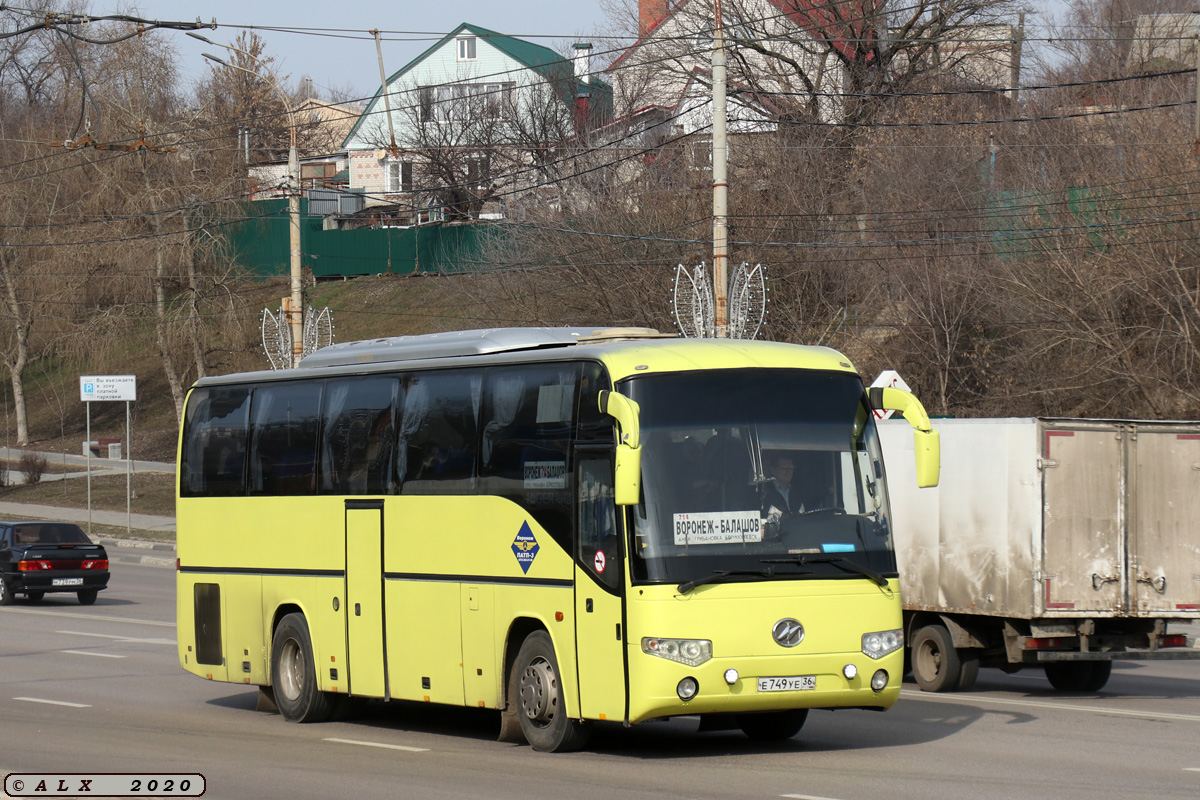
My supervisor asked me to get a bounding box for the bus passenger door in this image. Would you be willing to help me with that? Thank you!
[574,452,626,722]
[345,499,388,698]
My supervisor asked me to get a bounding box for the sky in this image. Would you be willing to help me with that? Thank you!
[86,1,1072,104]
[86,1,621,102]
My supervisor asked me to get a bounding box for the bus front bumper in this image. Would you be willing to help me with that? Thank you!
[626,648,903,724]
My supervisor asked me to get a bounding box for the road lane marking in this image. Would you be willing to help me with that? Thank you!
[1184,768,1200,772]
[14,697,91,708]
[782,795,844,800]
[900,689,1200,723]
[57,631,174,645]
[323,738,428,753]
[62,650,125,658]
[1,608,174,627]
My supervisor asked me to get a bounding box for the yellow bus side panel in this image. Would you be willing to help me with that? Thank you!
[380,496,578,714]
[221,574,265,685]
[385,580,464,705]
[460,584,496,708]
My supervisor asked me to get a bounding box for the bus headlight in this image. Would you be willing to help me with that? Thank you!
[862,629,903,659]
[642,637,713,667]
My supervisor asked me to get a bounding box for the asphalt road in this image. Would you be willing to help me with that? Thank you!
[2,561,1199,800]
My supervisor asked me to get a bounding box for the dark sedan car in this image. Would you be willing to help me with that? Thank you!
[0,520,109,605]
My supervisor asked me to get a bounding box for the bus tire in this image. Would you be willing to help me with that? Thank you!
[513,631,589,752]
[271,613,335,723]
[912,624,962,692]
[737,709,809,741]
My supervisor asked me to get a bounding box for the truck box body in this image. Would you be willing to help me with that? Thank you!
[878,418,1199,690]
[880,417,1200,620]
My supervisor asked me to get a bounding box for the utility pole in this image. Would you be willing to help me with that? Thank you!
[712,0,729,337]
[192,32,304,367]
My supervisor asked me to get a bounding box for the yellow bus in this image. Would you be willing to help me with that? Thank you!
[176,327,939,751]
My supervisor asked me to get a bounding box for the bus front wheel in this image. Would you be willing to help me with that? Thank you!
[271,613,336,723]
[513,631,589,752]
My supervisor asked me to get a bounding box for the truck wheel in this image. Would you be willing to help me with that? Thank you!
[0,578,12,606]
[1043,662,1094,692]
[958,652,980,691]
[1083,661,1112,692]
[912,625,962,692]
[737,709,809,741]
[271,613,336,723]
[513,631,589,752]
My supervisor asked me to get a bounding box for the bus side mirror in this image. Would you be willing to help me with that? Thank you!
[869,386,941,488]
[599,390,642,505]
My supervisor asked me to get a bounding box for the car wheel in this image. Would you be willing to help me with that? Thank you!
[737,709,809,741]
[271,613,336,723]
[912,624,962,692]
[77,589,98,606]
[25,591,44,603]
[514,631,589,752]
[0,578,13,606]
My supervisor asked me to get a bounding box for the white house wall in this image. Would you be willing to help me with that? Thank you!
[346,33,552,202]
[610,0,846,129]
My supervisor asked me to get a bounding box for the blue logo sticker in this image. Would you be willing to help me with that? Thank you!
[511,522,540,574]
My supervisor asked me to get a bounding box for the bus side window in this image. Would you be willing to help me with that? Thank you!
[181,386,251,497]
[249,382,323,496]
[578,455,619,590]
[397,370,480,495]
[576,362,613,443]
[320,376,399,495]
[479,364,578,551]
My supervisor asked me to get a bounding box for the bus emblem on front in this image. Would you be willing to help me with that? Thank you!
[772,618,805,647]
[512,522,540,574]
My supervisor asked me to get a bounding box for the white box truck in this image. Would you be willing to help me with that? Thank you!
[879,417,1200,692]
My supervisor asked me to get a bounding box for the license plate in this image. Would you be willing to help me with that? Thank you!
[757,675,816,692]
[52,578,84,587]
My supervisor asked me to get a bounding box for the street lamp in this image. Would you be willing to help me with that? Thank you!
[190,32,304,367]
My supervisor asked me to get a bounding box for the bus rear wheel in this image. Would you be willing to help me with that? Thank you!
[737,709,809,741]
[513,631,589,752]
[271,613,336,723]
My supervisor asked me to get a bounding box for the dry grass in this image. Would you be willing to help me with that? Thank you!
[0,471,175,516]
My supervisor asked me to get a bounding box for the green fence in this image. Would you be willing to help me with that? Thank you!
[223,200,500,278]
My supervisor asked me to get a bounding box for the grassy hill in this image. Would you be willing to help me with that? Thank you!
[1,273,507,465]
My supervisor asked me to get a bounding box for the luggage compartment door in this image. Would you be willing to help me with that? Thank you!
[1129,429,1200,616]
[346,499,388,698]
[1041,425,1125,614]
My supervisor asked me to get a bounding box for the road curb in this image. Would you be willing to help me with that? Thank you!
[97,538,175,552]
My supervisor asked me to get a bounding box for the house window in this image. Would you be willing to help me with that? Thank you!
[419,83,513,123]
[386,160,414,193]
[457,36,477,61]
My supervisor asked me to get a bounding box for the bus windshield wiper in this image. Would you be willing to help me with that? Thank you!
[677,566,810,594]
[761,555,889,587]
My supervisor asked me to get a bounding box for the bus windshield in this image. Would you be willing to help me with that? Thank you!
[625,369,895,586]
